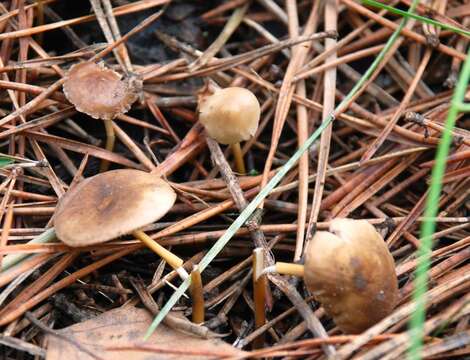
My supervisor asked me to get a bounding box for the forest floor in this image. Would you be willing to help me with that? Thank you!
[0,1,469,359]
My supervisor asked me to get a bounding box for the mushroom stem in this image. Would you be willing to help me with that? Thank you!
[252,248,266,348]
[132,230,188,278]
[264,262,305,277]
[100,119,115,172]
[231,142,246,174]
[190,265,205,324]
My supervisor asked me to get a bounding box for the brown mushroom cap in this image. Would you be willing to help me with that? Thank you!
[63,62,140,120]
[54,169,176,247]
[199,87,260,145]
[304,218,398,334]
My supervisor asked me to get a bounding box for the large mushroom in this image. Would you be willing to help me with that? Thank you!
[54,169,186,277]
[263,218,399,333]
[198,86,260,174]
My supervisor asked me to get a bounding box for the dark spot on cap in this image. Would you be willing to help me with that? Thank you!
[354,272,368,291]
[350,257,360,269]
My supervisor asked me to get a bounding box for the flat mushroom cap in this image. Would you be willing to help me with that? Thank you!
[54,169,176,247]
[63,62,140,120]
[199,87,260,145]
[304,218,398,334]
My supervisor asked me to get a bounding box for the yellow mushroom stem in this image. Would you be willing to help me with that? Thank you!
[190,265,205,324]
[263,262,305,278]
[252,248,266,349]
[132,230,188,279]
[231,142,246,175]
[100,119,115,172]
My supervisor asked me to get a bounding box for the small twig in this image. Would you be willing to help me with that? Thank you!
[189,2,250,71]
[92,6,167,64]
[0,335,46,358]
[89,0,127,72]
[69,283,133,295]
[205,136,270,253]
[306,0,337,240]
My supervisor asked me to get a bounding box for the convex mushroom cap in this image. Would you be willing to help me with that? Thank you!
[304,218,398,334]
[63,61,141,120]
[199,87,260,145]
[54,169,176,247]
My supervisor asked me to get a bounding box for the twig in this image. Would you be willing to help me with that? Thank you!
[189,2,250,71]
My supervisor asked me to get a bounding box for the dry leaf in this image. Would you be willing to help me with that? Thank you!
[46,306,245,360]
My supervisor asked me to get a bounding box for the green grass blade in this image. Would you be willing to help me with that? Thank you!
[408,48,470,360]
[0,157,14,167]
[1,228,57,271]
[457,101,470,112]
[362,0,470,37]
[145,0,420,339]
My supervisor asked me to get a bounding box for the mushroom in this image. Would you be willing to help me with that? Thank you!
[54,169,186,277]
[252,248,267,348]
[189,265,204,324]
[63,61,141,171]
[263,219,399,333]
[63,61,140,121]
[198,86,260,174]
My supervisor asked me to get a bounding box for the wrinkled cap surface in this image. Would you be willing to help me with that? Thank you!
[54,169,176,247]
[304,218,398,333]
[63,62,140,120]
[199,87,260,145]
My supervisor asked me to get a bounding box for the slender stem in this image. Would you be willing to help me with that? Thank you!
[252,248,266,349]
[100,119,115,172]
[190,265,205,324]
[275,262,305,277]
[132,230,186,278]
[231,142,246,175]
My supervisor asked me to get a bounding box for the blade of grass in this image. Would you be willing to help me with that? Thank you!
[144,0,425,337]
[1,228,57,271]
[0,157,14,167]
[362,0,470,37]
[362,1,470,357]
[408,45,470,360]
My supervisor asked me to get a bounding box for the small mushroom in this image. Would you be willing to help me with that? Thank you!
[198,86,260,174]
[63,61,140,120]
[264,219,399,333]
[54,169,185,275]
[199,87,260,145]
[63,61,141,172]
